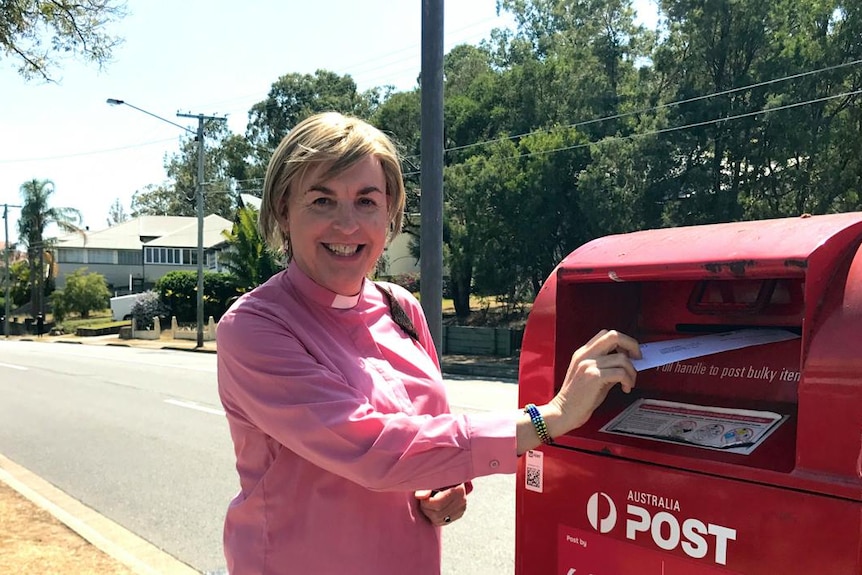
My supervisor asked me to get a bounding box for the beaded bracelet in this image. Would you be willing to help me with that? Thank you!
[524,403,553,445]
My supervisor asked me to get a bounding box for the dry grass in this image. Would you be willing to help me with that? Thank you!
[0,482,135,575]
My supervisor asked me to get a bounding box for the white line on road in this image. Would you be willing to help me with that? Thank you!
[164,398,225,417]
[0,362,27,371]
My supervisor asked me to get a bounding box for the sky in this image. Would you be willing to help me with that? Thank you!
[1,0,658,245]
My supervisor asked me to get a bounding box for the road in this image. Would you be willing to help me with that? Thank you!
[0,340,520,574]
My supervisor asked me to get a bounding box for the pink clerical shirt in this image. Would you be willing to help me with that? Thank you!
[217,264,519,575]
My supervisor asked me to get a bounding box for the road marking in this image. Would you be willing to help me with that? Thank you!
[0,362,27,371]
[164,398,225,416]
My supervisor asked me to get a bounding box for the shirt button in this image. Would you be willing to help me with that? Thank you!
[489,460,500,469]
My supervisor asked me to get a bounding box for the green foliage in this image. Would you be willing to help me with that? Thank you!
[18,178,84,316]
[1,0,127,81]
[49,290,67,323]
[246,70,379,153]
[131,120,235,220]
[8,260,30,307]
[155,270,242,323]
[220,206,282,291]
[57,268,110,318]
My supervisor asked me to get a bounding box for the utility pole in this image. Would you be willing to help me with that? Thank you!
[177,112,227,348]
[420,0,445,357]
[108,99,226,349]
[2,203,23,339]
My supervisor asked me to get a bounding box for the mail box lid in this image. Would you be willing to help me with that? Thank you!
[558,212,862,282]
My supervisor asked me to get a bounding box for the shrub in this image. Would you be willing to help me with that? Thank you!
[59,268,110,318]
[130,290,169,330]
[389,273,420,293]
[49,290,68,323]
[155,270,242,324]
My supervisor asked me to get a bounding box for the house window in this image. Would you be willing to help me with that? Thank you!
[118,250,142,265]
[58,248,85,263]
[88,249,114,264]
[145,247,191,265]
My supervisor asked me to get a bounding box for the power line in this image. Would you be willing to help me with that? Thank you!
[406,58,862,161]
[400,87,862,176]
[0,138,181,164]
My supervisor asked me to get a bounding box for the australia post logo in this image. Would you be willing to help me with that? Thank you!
[586,491,737,566]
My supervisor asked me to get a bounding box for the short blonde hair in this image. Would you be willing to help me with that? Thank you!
[259,112,406,257]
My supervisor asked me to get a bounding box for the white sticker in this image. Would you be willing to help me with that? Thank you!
[525,449,544,493]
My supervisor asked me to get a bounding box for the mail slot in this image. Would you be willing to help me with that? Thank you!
[515,212,862,574]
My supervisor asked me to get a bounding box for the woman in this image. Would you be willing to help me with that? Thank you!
[216,112,640,574]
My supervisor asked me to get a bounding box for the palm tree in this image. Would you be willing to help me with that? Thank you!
[17,179,84,318]
[220,206,281,292]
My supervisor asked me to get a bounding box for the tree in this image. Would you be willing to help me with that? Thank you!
[54,268,110,318]
[2,0,127,81]
[220,206,281,291]
[246,70,381,154]
[131,120,235,219]
[17,178,83,317]
[7,259,31,307]
[107,197,128,226]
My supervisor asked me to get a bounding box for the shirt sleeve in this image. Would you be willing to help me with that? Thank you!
[217,302,518,493]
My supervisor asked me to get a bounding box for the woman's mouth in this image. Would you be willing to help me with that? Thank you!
[324,243,363,256]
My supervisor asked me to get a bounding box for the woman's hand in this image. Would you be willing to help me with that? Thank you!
[415,484,468,526]
[549,329,641,435]
[517,330,641,454]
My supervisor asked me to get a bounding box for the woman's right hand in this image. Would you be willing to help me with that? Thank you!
[547,330,641,436]
[517,330,641,453]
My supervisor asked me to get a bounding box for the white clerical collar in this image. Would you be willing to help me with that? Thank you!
[330,292,361,309]
[286,263,364,309]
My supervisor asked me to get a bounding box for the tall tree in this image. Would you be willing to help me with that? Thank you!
[245,70,381,156]
[2,0,127,81]
[654,0,862,224]
[17,178,83,316]
[131,120,235,219]
[106,197,128,226]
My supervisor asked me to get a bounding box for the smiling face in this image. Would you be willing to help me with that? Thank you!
[281,155,390,296]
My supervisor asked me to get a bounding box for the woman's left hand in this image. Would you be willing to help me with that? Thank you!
[415,484,468,526]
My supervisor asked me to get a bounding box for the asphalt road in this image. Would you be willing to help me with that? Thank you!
[0,340,520,574]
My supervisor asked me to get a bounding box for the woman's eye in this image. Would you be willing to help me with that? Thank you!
[358,197,378,207]
[311,197,331,206]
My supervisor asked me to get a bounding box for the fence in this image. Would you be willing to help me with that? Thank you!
[441,325,523,357]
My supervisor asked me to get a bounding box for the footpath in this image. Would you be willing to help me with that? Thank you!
[0,333,519,574]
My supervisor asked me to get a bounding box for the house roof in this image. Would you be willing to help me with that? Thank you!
[56,215,233,250]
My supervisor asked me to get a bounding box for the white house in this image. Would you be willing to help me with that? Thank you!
[54,215,233,294]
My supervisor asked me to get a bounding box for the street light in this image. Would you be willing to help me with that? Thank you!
[107,98,225,348]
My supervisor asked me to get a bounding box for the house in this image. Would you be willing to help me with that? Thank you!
[53,215,233,294]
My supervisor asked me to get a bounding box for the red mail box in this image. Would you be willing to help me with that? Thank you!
[516,213,862,574]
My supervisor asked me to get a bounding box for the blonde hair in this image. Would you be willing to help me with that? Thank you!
[259,112,406,258]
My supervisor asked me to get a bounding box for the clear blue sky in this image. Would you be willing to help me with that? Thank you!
[1,0,657,245]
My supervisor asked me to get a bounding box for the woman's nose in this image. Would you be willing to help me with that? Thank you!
[332,204,359,232]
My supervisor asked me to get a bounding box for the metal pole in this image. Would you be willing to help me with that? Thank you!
[420,0,445,357]
[194,116,206,348]
[3,204,10,338]
[108,100,225,348]
[177,112,226,348]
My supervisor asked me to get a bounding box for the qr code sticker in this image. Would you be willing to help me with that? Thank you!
[525,450,544,493]
[526,467,542,490]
